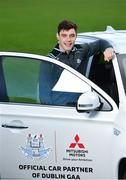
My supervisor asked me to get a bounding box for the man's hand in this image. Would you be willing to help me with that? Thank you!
[103,48,114,62]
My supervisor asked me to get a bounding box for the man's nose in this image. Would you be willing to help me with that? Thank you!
[67,36,71,41]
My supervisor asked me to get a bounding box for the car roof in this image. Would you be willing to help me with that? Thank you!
[76,26,126,54]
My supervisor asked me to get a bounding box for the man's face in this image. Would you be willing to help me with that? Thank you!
[56,28,77,53]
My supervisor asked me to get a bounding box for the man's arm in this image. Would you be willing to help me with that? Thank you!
[86,39,114,61]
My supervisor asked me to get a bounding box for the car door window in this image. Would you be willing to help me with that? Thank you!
[0,58,9,102]
[117,54,126,95]
[0,55,113,110]
[3,56,40,103]
[1,56,90,106]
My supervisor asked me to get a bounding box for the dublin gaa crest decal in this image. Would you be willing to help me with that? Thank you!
[21,134,51,159]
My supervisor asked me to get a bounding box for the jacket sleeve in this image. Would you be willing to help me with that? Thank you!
[82,39,113,58]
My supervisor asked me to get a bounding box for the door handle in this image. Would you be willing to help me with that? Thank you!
[1,120,28,129]
[2,123,28,129]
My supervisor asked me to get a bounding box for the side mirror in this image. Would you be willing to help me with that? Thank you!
[77,91,101,112]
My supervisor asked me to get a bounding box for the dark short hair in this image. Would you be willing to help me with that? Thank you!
[57,20,78,34]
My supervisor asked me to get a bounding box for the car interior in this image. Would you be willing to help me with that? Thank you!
[88,53,119,106]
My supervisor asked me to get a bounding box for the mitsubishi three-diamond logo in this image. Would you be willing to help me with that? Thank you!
[69,134,85,149]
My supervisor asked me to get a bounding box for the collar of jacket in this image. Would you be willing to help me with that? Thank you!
[54,44,78,53]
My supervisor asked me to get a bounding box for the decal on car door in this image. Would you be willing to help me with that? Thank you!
[21,134,51,159]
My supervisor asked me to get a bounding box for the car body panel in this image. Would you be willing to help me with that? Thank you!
[0,103,117,179]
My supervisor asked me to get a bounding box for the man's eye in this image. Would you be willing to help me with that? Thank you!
[61,34,67,38]
[70,34,76,38]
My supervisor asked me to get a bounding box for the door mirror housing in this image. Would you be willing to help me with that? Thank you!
[77,91,101,112]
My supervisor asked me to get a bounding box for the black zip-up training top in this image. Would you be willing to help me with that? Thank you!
[48,39,113,75]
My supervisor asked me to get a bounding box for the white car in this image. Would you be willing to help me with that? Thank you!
[0,26,126,180]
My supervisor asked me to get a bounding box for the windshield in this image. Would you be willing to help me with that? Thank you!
[117,54,126,94]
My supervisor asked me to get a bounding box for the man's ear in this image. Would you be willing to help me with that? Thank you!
[56,33,59,40]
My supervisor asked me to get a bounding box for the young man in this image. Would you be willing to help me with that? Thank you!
[39,20,114,105]
[48,19,114,75]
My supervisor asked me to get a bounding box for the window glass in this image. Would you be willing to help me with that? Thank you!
[3,57,40,103]
[117,54,126,95]
[1,56,90,106]
[0,58,8,102]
